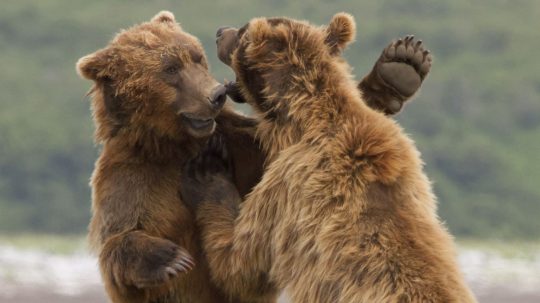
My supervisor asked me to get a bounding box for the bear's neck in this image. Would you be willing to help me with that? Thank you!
[101,127,203,164]
[255,77,364,155]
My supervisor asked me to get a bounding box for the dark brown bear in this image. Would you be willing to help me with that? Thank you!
[76,11,276,303]
[182,14,476,303]
[77,11,431,303]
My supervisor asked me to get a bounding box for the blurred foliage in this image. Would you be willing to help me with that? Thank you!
[0,0,538,238]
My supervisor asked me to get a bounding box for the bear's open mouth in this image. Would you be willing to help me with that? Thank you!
[181,113,215,130]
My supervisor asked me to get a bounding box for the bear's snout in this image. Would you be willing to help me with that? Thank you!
[210,85,227,109]
[216,26,232,38]
[216,27,238,66]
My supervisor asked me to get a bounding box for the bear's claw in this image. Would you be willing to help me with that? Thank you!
[132,246,194,289]
[377,35,432,98]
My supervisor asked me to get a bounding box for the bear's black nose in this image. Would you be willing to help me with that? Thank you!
[210,85,227,109]
[216,26,231,38]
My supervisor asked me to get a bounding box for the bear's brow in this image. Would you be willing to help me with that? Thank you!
[160,43,200,62]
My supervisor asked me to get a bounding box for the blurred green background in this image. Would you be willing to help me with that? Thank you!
[0,0,539,239]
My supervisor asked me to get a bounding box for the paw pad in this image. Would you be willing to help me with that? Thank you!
[383,35,432,78]
[376,35,433,99]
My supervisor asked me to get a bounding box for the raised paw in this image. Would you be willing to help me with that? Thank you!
[132,244,194,289]
[377,35,432,98]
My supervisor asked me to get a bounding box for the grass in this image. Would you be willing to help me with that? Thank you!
[0,233,87,255]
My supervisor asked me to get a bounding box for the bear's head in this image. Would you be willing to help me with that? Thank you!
[77,11,227,142]
[216,13,356,117]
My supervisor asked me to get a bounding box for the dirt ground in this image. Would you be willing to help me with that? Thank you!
[2,286,539,303]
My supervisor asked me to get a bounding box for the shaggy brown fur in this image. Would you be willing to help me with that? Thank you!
[182,14,476,303]
[218,29,432,116]
[76,11,277,303]
[77,10,432,303]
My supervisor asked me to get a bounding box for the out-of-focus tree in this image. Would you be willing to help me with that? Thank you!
[0,0,538,238]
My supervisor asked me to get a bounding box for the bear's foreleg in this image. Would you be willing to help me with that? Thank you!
[99,230,194,302]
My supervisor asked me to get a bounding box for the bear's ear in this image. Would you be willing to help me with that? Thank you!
[152,11,176,25]
[324,12,356,55]
[76,49,113,81]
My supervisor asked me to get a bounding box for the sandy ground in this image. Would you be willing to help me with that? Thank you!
[1,245,539,303]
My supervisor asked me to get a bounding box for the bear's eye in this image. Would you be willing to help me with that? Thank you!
[164,65,179,75]
[191,51,203,64]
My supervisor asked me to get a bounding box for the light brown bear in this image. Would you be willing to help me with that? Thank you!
[220,30,431,116]
[181,14,477,303]
[77,10,433,303]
